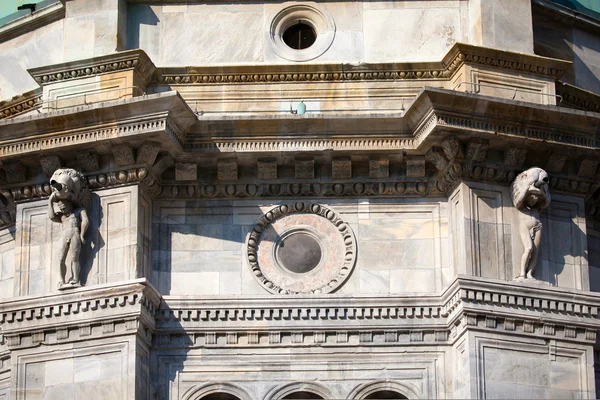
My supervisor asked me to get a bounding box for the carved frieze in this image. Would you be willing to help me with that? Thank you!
[29,49,156,86]
[332,159,352,179]
[113,144,135,166]
[0,91,42,120]
[546,154,566,173]
[136,141,161,165]
[425,150,447,171]
[218,160,238,181]
[504,148,527,167]
[465,139,489,162]
[40,155,62,178]
[578,159,599,178]
[175,163,197,181]
[76,150,100,172]
[442,136,464,160]
[258,159,277,180]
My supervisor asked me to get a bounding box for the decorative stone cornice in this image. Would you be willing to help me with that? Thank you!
[0,90,42,120]
[28,49,156,86]
[557,82,600,113]
[442,43,569,79]
[153,276,600,348]
[533,0,600,35]
[155,43,570,86]
[0,279,161,350]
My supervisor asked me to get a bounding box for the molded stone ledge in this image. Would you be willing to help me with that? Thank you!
[0,279,161,350]
[28,49,156,88]
[154,276,600,346]
[155,42,571,85]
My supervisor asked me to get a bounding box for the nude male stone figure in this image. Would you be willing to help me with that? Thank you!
[48,168,90,290]
[510,167,551,280]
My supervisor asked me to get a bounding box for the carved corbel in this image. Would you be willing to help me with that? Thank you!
[546,153,566,173]
[136,141,161,166]
[40,155,63,178]
[441,136,464,161]
[76,149,101,172]
[175,163,197,181]
[218,160,238,181]
[504,148,527,167]
[112,144,135,167]
[465,139,488,162]
[332,158,352,179]
[425,148,448,171]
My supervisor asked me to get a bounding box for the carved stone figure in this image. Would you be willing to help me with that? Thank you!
[511,167,551,280]
[48,168,91,290]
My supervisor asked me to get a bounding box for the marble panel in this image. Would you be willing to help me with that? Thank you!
[161,11,263,65]
[0,21,64,100]
[390,268,436,293]
[170,271,219,295]
[364,7,460,62]
[359,269,390,294]
[45,358,74,386]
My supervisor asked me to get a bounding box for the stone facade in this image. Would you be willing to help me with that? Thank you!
[1,0,600,399]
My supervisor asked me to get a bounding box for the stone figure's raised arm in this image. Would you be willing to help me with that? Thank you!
[47,191,61,222]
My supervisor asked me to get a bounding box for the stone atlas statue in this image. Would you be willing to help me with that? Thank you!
[47,168,91,290]
[511,167,551,280]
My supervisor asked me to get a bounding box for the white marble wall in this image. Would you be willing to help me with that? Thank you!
[152,345,447,399]
[1,0,539,101]
[151,198,451,296]
[0,228,14,300]
[587,228,600,292]
[450,182,589,290]
[13,185,149,296]
[0,19,64,101]
[12,337,138,400]
[466,331,594,399]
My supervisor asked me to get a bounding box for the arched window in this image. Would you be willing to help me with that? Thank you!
[364,390,408,399]
[199,394,241,400]
[281,391,324,399]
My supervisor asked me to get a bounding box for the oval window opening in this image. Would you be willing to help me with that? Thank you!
[276,232,322,274]
[282,21,317,50]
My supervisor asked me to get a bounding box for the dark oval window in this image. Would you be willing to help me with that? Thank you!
[282,22,317,50]
[276,232,322,274]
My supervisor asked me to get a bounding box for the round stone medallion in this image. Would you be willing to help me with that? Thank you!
[246,202,357,294]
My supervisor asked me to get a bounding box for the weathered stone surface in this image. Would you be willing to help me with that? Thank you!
[369,159,389,179]
[175,163,197,181]
[332,159,352,179]
[218,160,238,181]
[258,159,277,180]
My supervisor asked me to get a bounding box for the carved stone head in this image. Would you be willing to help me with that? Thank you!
[49,168,90,209]
[510,167,551,212]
